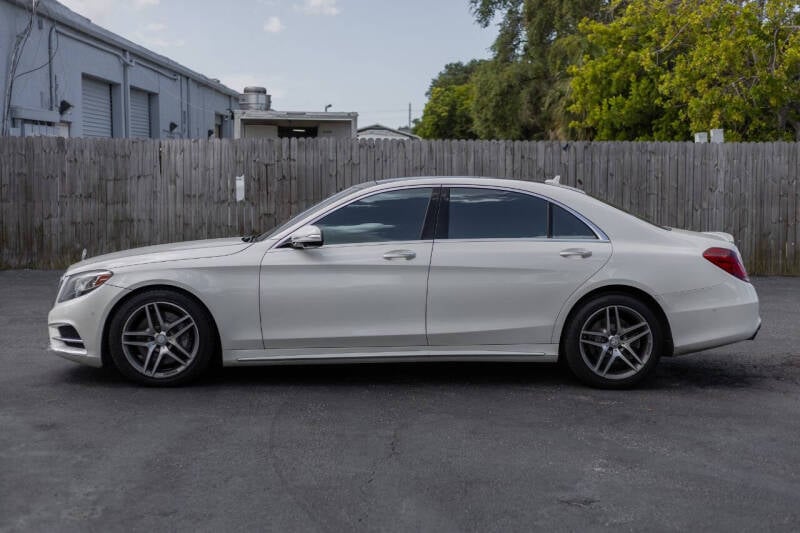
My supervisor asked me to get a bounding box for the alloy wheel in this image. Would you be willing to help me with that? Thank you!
[578,305,653,380]
[121,301,199,379]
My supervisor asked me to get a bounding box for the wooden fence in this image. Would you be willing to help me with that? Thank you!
[0,137,798,274]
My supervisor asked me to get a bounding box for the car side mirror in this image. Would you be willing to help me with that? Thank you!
[289,225,323,249]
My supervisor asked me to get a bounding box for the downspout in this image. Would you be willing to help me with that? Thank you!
[186,76,192,138]
[123,50,131,137]
[48,24,56,110]
[54,27,127,65]
[178,75,183,138]
[54,27,134,137]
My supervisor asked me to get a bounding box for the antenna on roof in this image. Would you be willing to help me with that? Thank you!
[545,175,561,185]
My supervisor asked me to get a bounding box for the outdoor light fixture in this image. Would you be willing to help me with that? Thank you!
[168,122,178,132]
[325,104,332,112]
[58,100,73,114]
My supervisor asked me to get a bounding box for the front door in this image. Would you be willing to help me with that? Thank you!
[260,187,436,350]
[426,187,612,346]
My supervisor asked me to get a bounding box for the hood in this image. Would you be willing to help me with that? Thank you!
[65,237,253,274]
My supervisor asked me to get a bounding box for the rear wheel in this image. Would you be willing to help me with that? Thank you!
[108,290,215,386]
[562,294,663,389]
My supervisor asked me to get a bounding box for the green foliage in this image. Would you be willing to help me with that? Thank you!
[419,0,800,141]
[414,85,478,139]
[414,61,484,139]
[570,0,800,141]
[425,60,484,97]
[467,0,608,139]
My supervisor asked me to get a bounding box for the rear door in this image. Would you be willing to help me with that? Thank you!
[426,186,611,346]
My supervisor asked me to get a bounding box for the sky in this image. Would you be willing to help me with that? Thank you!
[57,0,498,129]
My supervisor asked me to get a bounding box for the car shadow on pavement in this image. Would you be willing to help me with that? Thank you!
[651,357,764,389]
[55,356,775,391]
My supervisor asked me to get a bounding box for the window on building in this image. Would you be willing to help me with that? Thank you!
[278,126,318,138]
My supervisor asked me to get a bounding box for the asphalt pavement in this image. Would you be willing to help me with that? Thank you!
[1,271,799,532]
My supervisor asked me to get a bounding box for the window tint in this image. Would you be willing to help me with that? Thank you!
[316,188,433,245]
[258,182,374,241]
[551,203,598,239]
[446,188,547,239]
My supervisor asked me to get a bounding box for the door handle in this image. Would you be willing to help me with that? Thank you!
[560,248,592,258]
[383,249,417,260]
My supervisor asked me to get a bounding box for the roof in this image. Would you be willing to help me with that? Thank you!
[234,109,358,122]
[358,124,420,140]
[265,176,620,243]
[9,0,239,97]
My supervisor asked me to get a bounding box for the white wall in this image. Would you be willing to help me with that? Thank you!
[1,0,235,138]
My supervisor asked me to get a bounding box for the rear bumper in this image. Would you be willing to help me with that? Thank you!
[661,280,761,355]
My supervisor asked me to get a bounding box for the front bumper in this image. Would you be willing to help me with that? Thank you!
[47,283,129,367]
[748,322,761,340]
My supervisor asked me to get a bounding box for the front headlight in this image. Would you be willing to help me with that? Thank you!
[57,270,113,303]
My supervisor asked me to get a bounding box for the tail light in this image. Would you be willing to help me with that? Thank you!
[703,247,749,282]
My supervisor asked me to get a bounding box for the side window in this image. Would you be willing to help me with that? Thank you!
[315,188,433,245]
[551,203,598,239]
[446,188,547,239]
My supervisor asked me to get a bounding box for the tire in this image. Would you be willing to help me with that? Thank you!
[562,293,664,389]
[107,289,216,386]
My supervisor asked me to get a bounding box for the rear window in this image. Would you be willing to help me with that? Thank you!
[551,204,597,239]
[446,188,548,239]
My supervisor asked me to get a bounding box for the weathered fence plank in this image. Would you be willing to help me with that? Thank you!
[0,138,798,274]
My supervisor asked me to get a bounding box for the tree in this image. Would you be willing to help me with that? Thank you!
[414,61,484,139]
[468,0,608,139]
[569,0,800,141]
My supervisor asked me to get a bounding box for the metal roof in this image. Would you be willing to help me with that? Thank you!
[8,0,239,97]
[357,124,420,140]
[234,109,358,121]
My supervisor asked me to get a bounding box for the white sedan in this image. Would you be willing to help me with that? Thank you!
[48,177,761,388]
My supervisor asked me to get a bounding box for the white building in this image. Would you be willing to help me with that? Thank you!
[1,0,239,138]
[233,87,357,140]
[357,123,420,140]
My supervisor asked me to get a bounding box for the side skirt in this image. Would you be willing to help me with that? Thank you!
[224,344,560,366]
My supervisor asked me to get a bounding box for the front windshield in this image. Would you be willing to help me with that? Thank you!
[256,182,374,241]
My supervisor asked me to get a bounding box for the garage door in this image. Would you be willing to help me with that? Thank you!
[82,77,112,138]
[130,89,151,138]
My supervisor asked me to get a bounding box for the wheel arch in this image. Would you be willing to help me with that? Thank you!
[556,284,674,357]
[100,283,222,367]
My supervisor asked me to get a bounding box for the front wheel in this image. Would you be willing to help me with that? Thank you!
[562,294,664,389]
[107,290,216,386]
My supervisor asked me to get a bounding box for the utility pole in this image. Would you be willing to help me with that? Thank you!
[408,103,411,130]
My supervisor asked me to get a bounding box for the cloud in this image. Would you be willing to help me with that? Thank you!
[133,0,160,9]
[143,22,167,32]
[59,0,115,24]
[297,0,340,16]
[131,21,184,49]
[60,0,159,25]
[263,16,285,33]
